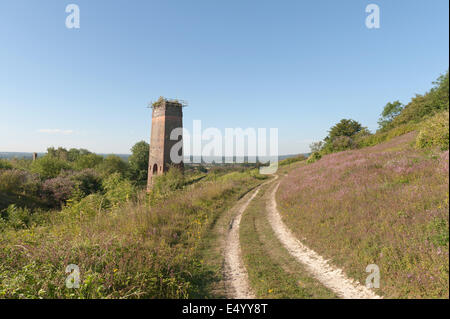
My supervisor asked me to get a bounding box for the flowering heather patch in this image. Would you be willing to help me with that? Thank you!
[277,132,449,298]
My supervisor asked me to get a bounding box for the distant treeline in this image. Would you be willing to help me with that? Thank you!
[0,152,130,161]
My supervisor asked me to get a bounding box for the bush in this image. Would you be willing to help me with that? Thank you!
[64,193,108,219]
[331,136,354,152]
[0,159,12,170]
[2,205,32,230]
[0,204,50,230]
[102,173,136,205]
[41,175,75,206]
[0,169,28,193]
[70,169,103,198]
[322,119,368,153]
[416,111,449,151]
[150,167,185,201]
[21,173,42,197]
[392,71,449,127]
[30,156,71,179]
[74,154,104,170]
[307,152,322,164]
[8,158,32,171]
[128,141,149,184]
[97,155,129,177]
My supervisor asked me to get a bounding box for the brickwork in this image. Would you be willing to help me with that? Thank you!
[147,99,183,189]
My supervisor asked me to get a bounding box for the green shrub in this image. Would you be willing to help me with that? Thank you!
[102,173,136,205]
[0,159,12,170]
[0,169,28,193]
[8,158,32,171]
[2,205,32,230]
[249,169,269,180]
[307,152,322,164]
[392,71,449,127]
[30,156,71,179]
[150,167,185,201]
[416,111,449,151]
[70,169,103,197]
[128,141,149,184]
[427,218,449,247]
[97,155,129,177]
[74,154,103,170]
[330,136,353,152]
[41,175,75,206]
[64,193,108,219]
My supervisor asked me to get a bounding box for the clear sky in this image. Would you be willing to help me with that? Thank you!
[0,0,448,155]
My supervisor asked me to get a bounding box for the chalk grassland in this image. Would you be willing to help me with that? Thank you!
[277,132,449,298]
[0,170,265,298]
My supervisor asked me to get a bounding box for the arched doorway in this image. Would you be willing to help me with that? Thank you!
[152,163,158,174]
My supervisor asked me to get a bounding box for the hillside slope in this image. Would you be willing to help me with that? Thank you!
[277,132,449,298]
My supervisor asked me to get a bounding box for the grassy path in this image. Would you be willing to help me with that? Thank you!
[239,182,337,298]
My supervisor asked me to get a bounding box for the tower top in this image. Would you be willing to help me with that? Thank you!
[149,96,188,109]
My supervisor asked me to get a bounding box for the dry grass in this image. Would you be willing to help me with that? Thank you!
[0,170,263,298]
[277,132,449,298]
[240,184,337,299]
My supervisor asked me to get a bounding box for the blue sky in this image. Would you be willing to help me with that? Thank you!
[0,0,448,155]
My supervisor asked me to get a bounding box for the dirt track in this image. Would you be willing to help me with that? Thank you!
[223,188,260,298]
[223,175,380,299]
[266,181,381,299]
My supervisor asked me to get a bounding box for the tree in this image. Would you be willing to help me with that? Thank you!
[378,100,404,130]
[67,148,81,162]
[98,155,129,177]
[309,141,324,153]
[0,159,12,170]
[128,141,149,184]
[74,153,104,170]
[390,71,449,127]
[322,119,365,154]
[30,156,71,179]
[47,147,69,161]
[326,119,363,141]
[46,147,57,158]
[70,169,103,197]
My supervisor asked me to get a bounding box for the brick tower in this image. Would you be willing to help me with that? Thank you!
[147,97,184,189]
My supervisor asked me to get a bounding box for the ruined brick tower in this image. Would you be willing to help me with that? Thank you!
[147,97,184,189]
